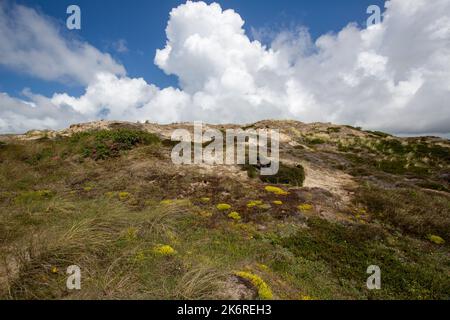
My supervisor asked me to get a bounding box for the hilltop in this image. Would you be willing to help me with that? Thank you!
[0,120,449,299]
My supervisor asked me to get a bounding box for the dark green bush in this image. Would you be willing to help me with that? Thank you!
[375,139,406,155]
[366,130,391,138]
[260,163,305,186]
[242,164,258,179]
[71,129,160,160]
[326,127,341,133]
[413,143,450,162]
[344,125,362,131]
[306,137,326,145]
[241,162,305,186]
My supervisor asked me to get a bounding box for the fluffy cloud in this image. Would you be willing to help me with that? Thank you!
[0,91,86,133]
[0,2,125,85]
[51,73,189,123]
[1,0,450,136]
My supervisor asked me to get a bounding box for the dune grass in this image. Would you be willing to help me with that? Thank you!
[1,129,449,300]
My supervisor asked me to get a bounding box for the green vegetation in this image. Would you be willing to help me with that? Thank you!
[365,130,391,138]
[260,163,305,186]
[277,217,450,299]
[326,127,341,134]
[344,125,363,131]
[242,164,259,179]
[339,137,450,178]
[306,137,326,145]
[70,129,160,160]
[337,135,449,160]
[242,162,305,187]
[355,185,450,240]
[1,121,449,300]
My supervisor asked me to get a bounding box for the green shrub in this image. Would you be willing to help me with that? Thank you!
[95,129,160,147]
[70,129,160,160]
[355,185,450,240]
[23,147,54,165]
[326,127,341,134]
[413,143,450,162]
[260,163,305,186]
[242,164,258,179]
[345,153,429,176]
[373,139,450,163]
[376,159,408,174]
[241,162,305,186]
[306,138,326,145]
[375,139,406,155]
[279,218,450,299]
[366,130,391,138]
[344,125,362,131]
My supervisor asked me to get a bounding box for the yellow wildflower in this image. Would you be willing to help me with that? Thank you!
[235,271,273,300]
[265,186,289,195]
[228,211,241,221]
[428,235,445,245]
[257,263,270,271]
[247,200,263,208]
[118,192,131,201]
[298,204,313,211]
[272,200,283,205]
[152,244,176,256]
[217,203,231,211]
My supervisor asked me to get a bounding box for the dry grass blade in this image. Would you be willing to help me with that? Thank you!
[174,265,228,300]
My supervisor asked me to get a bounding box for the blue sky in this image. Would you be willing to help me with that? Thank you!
[2,0,385,97]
